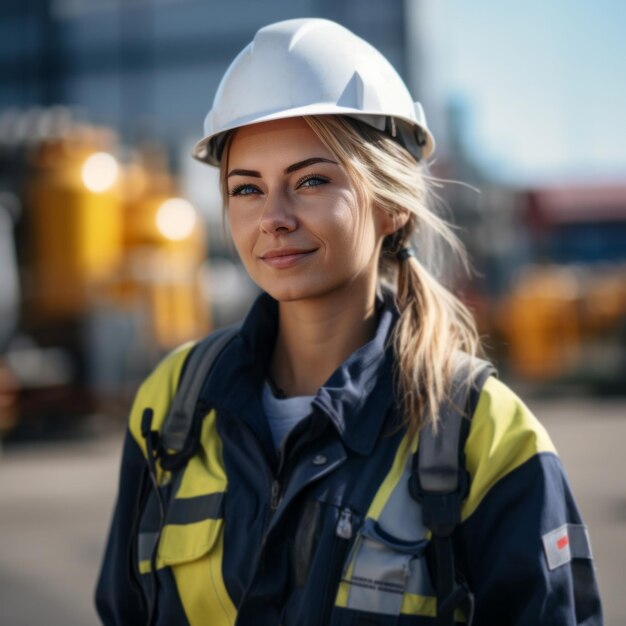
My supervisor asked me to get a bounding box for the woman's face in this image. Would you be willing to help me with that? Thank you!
[225,117,394,303]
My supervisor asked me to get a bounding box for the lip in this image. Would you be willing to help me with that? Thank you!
[260,247,317,269]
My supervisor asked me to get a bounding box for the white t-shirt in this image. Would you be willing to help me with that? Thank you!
[262,381,315,450]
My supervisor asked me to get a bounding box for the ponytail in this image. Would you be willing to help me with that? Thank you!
[388,219,480,437]
[296,116,482,435]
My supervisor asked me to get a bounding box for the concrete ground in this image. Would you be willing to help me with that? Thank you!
[0,396,624,625]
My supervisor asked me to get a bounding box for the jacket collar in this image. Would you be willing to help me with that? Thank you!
[203,291,399,457]
[312,296,397,455]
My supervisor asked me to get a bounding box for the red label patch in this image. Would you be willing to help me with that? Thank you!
[543,524,592,571]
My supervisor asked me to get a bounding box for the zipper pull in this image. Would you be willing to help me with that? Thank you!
[270,480,282,511]
[336,507,353,540]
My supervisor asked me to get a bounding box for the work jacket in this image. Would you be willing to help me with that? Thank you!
[95,293,603,626]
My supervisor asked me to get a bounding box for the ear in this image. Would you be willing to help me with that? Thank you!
[377,205,410,237]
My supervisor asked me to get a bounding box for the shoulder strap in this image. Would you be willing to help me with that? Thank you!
[417,355,495,502]
[159,324,240,467]
[409,355,496,626]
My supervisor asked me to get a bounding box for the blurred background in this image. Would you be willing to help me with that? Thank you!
[0,0,624,624]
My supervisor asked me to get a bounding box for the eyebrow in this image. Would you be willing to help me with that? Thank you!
[227,157,338,178]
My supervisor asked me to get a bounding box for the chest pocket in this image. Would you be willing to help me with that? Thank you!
[334,437,451,624]
[157,489,225,564]
[137,409,237,626]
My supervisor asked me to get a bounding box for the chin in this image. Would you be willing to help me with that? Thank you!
[261,279,336,304]
[264,287,316,303]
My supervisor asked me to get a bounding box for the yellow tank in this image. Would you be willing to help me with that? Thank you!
[498,266,581,380]
[116,144,210,349]
[25,129,208,353]
[27,127,123,320]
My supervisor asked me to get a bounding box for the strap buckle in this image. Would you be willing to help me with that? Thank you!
[439,582,475,624]
[408,467,469,537]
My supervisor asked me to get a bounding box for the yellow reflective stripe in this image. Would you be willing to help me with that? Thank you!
[335,581,350,608]
[462,377,556,521]
[364,432,418,520]
[337,377,548,620]
[149,408,230,558]
[339,586,466,621]
[170,524,237,626]
[401,594,466,621]
[401,593,435,616]
[127,344,235,622]
[175,409,227,498]
[335,431,425,612]
[128,342,195,460]
[165,492,224,524]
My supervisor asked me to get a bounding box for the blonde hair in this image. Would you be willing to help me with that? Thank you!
[219,115,482,437]
[305,116,483,437]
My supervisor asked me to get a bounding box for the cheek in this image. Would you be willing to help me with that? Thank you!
[330,201,377,255]
[227,208,250,246]
[320,192,366,238]
[226,213,255,272]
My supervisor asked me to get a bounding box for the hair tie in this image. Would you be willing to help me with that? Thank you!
[396,247,415,261]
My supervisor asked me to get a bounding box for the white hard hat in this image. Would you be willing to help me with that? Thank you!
[192,18,435,166]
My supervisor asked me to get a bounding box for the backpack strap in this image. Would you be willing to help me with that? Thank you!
[409,355,496,626]
[159,323,240,470]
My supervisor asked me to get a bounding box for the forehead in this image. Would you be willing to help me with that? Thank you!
[227,117,334,166]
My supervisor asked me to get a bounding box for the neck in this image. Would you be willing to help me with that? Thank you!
[270,282,379,397]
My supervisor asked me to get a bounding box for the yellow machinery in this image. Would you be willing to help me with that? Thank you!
[116,144,209,350]
[3,116,210,427]
[26,127,208,352]
[27,127,124,320]
[498,263,626,382]
[492,179,626,385]
[497,266,583,380]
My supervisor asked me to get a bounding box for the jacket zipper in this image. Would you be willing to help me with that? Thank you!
[270,479,282,511]
[321,506,357,624]
[336,507,353,540]
[235,419,282,546]
[268,417,307,514]
[269,413,317,513]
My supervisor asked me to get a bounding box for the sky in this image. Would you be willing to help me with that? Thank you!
[418,0,626,184]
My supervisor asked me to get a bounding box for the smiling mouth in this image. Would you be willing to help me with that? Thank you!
[260,248,317,269]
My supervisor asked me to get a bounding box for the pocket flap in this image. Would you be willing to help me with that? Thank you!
[158,493,225,565]
[341,517,432,617]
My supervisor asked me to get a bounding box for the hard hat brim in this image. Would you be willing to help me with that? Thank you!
[192,105,435,167]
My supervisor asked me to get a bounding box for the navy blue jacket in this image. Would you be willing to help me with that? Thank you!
[95,293,603,625]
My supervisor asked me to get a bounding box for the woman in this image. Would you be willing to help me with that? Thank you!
[96,18,602,626]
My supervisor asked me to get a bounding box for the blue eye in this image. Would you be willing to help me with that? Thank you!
[297,174,330,189]
[229,184,260,197]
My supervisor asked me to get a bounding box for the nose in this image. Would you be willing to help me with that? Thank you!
[259,191,297,235]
